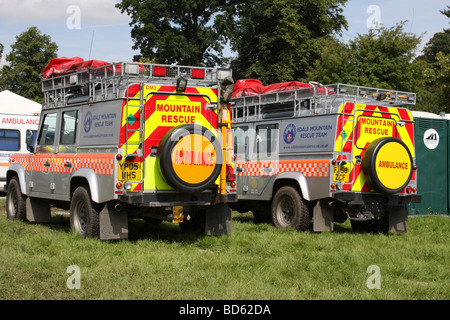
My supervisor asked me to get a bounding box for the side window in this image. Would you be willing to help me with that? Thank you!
[37,112,58,146]
[26,130,37,152]
[0,129,20,151]
[255,124,278,158]
[233,126,248,157]
[60,110,78,145]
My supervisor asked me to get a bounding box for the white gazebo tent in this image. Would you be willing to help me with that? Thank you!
[0,90,41,116]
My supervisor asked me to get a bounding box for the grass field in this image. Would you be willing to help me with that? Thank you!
[0,198,448,300]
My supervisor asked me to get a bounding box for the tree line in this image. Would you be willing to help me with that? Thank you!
[0,1,448,113]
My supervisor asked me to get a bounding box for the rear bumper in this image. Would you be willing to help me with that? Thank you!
[332,192,421,206]
[118,190,237,207]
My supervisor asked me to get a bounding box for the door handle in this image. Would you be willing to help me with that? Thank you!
[44,161,51,167]
[64,162,72,168]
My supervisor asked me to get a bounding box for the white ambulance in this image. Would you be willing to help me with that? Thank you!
[0,90,40,192]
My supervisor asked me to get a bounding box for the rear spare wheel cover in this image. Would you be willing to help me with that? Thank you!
[362,137,413,194]
[159,124,222,193]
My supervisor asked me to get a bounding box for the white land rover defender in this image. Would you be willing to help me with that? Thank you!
[230,80,420,233]
[6,58,236,240]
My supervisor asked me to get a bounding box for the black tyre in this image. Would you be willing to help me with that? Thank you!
[70,185,100,238]
[158,124,222,193]
[271,186,311,231]
[6,176,27,221]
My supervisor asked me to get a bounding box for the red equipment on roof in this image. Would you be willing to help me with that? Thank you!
[231,79,264,98]
[232,79,334,97]
[42,57,110,79]
[262,81,312,94]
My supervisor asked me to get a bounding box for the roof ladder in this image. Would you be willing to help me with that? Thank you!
[122,82,145,192]
[337,103,356,190]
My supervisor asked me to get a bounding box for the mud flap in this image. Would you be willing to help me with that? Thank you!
[100,204,129,240]
[205,203,232,236]
[388,205,408,232]
[313,199,334,232]
[26,197,51,223]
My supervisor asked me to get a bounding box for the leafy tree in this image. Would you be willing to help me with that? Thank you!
[419,7,450,63]
[348,22,421,91]
[116,0,230,66]
[0,27,57,103]
[442,5,450,18]
[416,6,450,112]
[420,30,450,63]
[306,22,422,92]
[227,0,348,83]
[302,37,355,84]
[117,0,347,80]
[423,52,450,113]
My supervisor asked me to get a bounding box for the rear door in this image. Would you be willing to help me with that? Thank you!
[248,122,279,196]
[352,105,406,192]
[234,124,250,195]
[142,88,217,192]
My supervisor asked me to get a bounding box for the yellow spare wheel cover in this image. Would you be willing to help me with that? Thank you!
[362,137,413,194]
[172,134,217,184]
[158,124,222,193]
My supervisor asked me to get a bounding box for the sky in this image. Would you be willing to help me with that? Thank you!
[0,0,449,68]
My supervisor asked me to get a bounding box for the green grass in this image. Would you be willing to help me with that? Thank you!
[0,199,448,300]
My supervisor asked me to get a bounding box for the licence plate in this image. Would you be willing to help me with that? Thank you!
[333,165,350,182]
[119,161,141,181]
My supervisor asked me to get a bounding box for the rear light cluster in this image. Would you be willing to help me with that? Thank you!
[226,165,236,188]
[115,153,123,193]
[152,66,206,79]
[406,164,417,193]
[191,68,205,79]
[330,182,344,191]
[406,186,417,193]
[153,66,166,77]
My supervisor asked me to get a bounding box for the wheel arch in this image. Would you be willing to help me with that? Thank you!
[272,172,310,200]
[6,164,27,195]
[70,168,101,203]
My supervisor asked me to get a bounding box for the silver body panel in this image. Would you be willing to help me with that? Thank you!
[9,100,121,203]
[235,115,336,202]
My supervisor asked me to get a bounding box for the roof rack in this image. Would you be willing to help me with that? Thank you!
[330,83,416,105]
[42,61,231,108]
[230,83,416,122]
[231,83,416,109]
